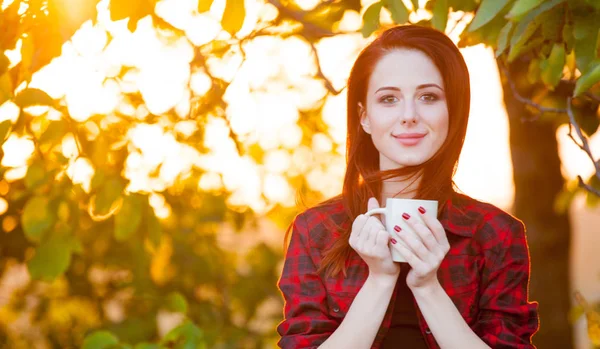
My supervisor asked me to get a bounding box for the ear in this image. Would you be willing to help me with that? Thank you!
[358,103,371,134]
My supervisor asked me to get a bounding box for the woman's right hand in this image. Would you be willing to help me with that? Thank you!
[349,197,400,282]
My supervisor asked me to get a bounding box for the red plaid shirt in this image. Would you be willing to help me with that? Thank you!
[276,192,540,348]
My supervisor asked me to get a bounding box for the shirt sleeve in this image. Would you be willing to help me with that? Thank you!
[474,218,540,348]
[276,213,338,348]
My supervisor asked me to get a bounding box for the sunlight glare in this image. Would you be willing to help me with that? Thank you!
[190,71,213,97]
[263,173,292,205]
[0,101,20,123]
[62,134,80,159]
[198,172,223,192]
[66,157,94,193]
[4,167,27,182]
[322,90,347,145]
[335,10,361,32]
[0,198,8,216]
[315,34,363,92]
[1,136,34,168]
[264,150,291,174]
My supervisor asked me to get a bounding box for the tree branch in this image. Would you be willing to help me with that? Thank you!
[577,175,600,197]
[308,41,343,95]
[499,64,567,121]
[566,96,600,181]
[501,63,600,197]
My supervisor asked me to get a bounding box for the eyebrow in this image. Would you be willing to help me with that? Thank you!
[375,84,444,93]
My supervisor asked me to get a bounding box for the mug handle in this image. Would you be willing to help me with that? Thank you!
[365,208,386,217]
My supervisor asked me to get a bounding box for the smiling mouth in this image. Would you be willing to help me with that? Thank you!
[392,133,426,146]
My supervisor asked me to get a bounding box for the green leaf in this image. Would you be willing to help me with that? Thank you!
[221,0,245,36]
[0,73,13,106]
[507,0,544,19]
[432,0,449,32]
[574,61,600,96]
[573,12,599,41]
[39,119,67,145]
[468,0,510,32]
[569,305,585,324]
[166,292,188,313]
[385,0,409,24]
[198,0,214,12]
[507,0,565,62]
[14,88,54,108]
[114,194,143,241]
[90,177,125,220]
[0,120,12,145]
[574,33,598,74]
[27,233,78,281]
[410,0,419,10]
[82,331,119,349]
[495,21,514,57]
[22,196,55,242]
[541,44,565,89]
[361,1,383,37]
[25,162,47,190]
[161,321,204,348]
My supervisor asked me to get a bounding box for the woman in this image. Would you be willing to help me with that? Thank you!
[276,25,539,349]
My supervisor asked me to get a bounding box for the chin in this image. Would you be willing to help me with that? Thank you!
[388,154,429,168]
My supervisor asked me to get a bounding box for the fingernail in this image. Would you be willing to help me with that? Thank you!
[394,225,401,232]
[402,213,410,220]
[391,238,397,244]
[418,206,426,214]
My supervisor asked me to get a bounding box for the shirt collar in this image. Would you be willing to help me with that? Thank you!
[439,193,476,238]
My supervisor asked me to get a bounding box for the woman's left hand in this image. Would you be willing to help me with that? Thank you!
[391,206,450,291]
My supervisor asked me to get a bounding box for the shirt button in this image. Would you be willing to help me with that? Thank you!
[333,306,340,313]
[425,328,432,334]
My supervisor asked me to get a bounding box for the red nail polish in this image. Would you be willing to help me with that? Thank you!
[418,206,426,214]
[391,238,397,244]
[394,225,401,232]
[402,213,410,220]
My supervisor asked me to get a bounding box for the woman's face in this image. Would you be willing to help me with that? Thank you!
[359,48,449,170]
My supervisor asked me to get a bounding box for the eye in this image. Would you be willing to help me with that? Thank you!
[379,95,398,104]
[419,93,439,102]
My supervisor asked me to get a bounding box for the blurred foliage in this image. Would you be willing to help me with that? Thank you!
[0,0,599,348]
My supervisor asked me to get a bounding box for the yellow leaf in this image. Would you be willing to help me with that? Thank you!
[574,291,600,345]
[221,0,245,36]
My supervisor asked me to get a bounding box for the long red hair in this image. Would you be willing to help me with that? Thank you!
[285,25,471,279]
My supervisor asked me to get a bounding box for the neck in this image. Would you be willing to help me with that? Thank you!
[379,174,422,203]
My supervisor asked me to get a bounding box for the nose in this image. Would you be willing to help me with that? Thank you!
[399,98,417,125]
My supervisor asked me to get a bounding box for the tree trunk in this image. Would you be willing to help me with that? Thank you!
[499,61,573,349]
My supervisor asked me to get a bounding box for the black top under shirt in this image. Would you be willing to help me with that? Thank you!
[380,263,429,348]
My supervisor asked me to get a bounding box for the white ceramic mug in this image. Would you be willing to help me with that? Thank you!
[365,198,438,262]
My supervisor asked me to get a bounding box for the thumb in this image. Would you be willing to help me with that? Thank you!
[367,197,380,212]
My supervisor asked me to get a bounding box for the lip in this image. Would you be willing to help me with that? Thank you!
[393,133,426,146]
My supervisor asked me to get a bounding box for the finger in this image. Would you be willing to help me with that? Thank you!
[350,214,368,248]
[357,218,376,251]
[417,206,450,251]
[351,214,368,239]
[375,229,390,249]
[397,229,431,263]
[403,218,439,254]
[365,222,380,249]
[392,239,426,271]
[400,213,438,262]
[367,197,380,212]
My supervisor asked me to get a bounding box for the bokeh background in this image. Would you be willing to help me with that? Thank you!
[0,0,599,348]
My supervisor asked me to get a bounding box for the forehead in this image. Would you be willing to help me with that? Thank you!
[368,48,444,91]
